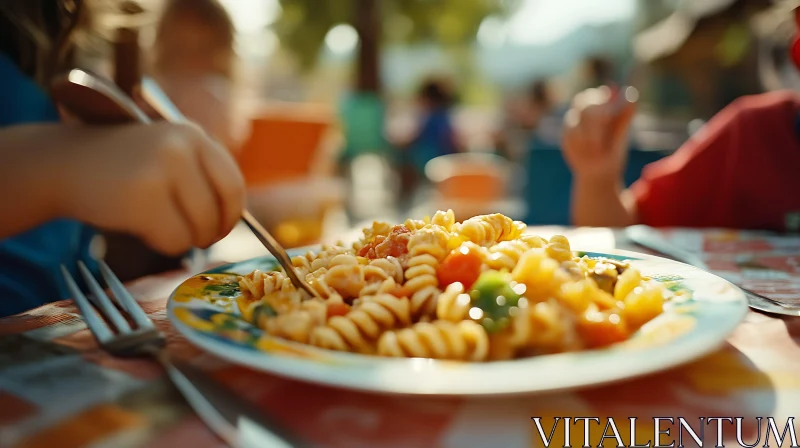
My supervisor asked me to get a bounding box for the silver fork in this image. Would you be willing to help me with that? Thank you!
[60,260,311,448]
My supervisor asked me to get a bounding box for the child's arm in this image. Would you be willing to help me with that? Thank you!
[0,122,246,254]
[564,86,742,228]
[153,75,240,155]
[0,124,66,238]
[561,87,639,227]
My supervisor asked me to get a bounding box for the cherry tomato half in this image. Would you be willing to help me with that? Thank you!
[437,245,483,289]
[577,309,630,348]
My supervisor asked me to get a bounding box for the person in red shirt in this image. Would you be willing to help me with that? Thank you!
[562,85,800,233]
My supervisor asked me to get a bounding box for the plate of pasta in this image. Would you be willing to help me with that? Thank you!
[168,210,747,395]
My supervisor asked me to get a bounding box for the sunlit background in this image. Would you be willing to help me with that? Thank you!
[216,0,642,102]
[101,0,794,265]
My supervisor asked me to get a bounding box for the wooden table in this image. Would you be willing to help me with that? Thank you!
[0,227,798,448]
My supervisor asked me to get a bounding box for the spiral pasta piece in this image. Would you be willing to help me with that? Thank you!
[306,268,336,298]
[350,221,393,254]
[559,279,615,313]
[545,235,573,263]
[454,213,524,246]
[365,257,404,284]
[238,270,295,299]
[430,209,456,231]
[403,217,431,232]
[519,234,547,248]
[362,221,393,241]
[404,255,440,318]
[435,282,472,322]
[485,240,537,271]
[525,299,582,353]
[291,245,351,277]
[328,253,359,267]
[254,299,327,344]
[404,227,449,318]
[357,277,398,299]
[323,263,365,299]
[377,320,489,361]
[319,245,352,266]
[511,249,571,302]
[290,251,316,278]
[309,294,411,353]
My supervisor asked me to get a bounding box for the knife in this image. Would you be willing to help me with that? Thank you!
[625,225,800,317]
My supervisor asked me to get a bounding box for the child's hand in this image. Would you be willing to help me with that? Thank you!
[55,122,246,255]
[562,86,638,182]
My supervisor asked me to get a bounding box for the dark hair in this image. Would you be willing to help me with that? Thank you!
[418,77,455,108]
[528,79,552,107]
[0,0,89,87]
[585,55,614,84]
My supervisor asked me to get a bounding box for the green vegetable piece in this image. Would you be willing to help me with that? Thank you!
[469,271,522,333]
[204,283,240,297]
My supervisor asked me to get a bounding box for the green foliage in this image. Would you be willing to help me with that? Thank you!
[273,0,520,70]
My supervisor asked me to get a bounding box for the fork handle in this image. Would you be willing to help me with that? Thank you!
[151,351,311,448]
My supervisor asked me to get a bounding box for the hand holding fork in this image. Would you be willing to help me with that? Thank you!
[60,261,311,448]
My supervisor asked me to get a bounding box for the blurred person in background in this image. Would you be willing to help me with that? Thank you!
[496,78,564,159]
[578,55,617,91]
[396,76,461,199]
[526,79,568,151]
[563,10,800,234]
[493,94,530,162]
[150,0,239,153]
[0,0,246,317]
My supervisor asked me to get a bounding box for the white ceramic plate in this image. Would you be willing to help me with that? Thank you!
[167,248,747,396]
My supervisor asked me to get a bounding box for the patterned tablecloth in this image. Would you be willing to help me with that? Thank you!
[1,228,799,448]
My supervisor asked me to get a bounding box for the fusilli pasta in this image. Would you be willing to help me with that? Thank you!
[239,270,296,299]
[235,210,672,362]
[404,227,449,319]
[377,320,489,361]
[435,281,471,322]
[453,213,525,246]
[309,293,411,353]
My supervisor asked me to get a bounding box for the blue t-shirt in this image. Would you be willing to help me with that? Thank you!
[408,108,457,173]
[0,54,97,317]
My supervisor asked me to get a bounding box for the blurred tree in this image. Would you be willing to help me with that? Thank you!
[273,0,520,92]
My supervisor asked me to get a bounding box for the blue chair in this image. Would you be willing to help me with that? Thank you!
[522,136,668,225]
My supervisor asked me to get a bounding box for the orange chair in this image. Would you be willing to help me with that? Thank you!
[424,153,524,221]
[236,104,335,187]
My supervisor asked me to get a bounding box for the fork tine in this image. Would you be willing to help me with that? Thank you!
[77,261,132,333]
[98,260,154,329]
[60,265,114,343]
